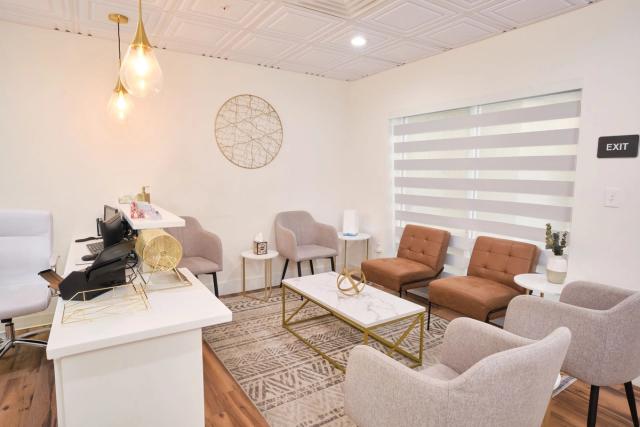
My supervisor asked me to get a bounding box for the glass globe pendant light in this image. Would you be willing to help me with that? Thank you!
[119,0,163,97]
[107,13,134,122]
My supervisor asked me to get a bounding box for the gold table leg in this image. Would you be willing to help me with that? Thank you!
[243,257,273,302]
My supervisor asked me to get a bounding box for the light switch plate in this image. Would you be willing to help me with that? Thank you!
[604,187,622,207]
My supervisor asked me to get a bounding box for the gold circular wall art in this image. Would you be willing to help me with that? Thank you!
[215,94,283,169]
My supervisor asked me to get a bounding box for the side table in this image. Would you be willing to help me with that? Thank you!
[514,273,566,298]
[337,232,371,269]
[241,250,279,302]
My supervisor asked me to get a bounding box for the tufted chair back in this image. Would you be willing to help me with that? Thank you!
[397,224,450,273]
[467,236,538,292]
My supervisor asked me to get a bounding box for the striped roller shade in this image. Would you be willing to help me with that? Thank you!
[393,90,581,275]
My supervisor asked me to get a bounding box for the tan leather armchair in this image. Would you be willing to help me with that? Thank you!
[361,224,449,297]
[428,236,538,328]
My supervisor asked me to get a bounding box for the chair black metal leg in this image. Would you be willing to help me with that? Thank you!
[587,385,600,427]
[330,257,335,271]
[212,272,219,297]
[427,301,432,331]
[625,382,639,427]
[309,260,314,275]
[297,261,302,277]
[281,259,289,282]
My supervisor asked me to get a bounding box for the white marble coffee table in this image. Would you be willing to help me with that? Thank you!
[282,271,426,372]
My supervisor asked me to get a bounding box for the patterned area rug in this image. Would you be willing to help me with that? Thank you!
[203,290,575,426]
[203,290,449,426]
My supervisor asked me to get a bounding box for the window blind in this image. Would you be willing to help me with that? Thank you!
[393,90,580,275]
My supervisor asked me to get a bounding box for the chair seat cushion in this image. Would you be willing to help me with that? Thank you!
[429,276,522,321]
[361,258,437,292]
[295,245,337,262]
[0,275,51,319]
[420,363,460,381]
[178,257,221,276]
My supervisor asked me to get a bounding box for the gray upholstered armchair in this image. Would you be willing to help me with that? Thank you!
[275,211,338,281]
[504,281,640,427]
[165,216,223,297]
[344,317,570,427]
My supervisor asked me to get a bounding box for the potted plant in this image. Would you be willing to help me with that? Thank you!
[545,223,568,284]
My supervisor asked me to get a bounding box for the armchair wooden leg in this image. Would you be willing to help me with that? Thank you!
[281,259,289,282]
[297,261,302,277]
[309,260,314,275]
[212,272,219,297]
[625,382,639,427]
[587,385,600,427]
[330,257,335,272]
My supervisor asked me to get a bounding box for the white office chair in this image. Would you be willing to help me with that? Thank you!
[0,209,54,358]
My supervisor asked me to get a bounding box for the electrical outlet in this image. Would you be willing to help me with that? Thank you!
[375,244,383,254]
[604,187,622,208]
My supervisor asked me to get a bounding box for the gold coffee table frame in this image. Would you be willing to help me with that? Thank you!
[281,284,425,373]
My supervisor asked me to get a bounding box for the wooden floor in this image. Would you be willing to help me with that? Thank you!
[1,303,637,427]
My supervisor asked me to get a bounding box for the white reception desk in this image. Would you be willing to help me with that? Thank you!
[47,238,232,427]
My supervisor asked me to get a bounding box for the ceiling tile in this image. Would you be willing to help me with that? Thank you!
[362,0,454,34]
[332,56,397,78]
[174,0,264,25]
[229,33,298,62]
[480,0,575,26]
[163,15,233,49]
[418,17,502,48]
[318,25,390,53]
[257,5,343,41]
[284,46,352,69]
[76,0,164,40]
[369,40,441,63]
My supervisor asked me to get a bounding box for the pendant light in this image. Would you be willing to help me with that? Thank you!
[119,0,163,97]
[107,13,134,122]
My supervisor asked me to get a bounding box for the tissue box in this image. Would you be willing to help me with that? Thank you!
[254,241,268,255]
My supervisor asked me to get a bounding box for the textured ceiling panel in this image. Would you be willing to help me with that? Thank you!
[0,0,600,80]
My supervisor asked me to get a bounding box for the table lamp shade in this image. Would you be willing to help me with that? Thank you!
[343,210,359,236]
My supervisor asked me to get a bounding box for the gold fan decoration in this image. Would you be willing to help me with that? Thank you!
[135,229,186,286]
[336,268,367,296]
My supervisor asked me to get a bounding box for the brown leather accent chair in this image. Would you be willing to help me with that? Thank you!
[427,236,538,329]
[361,224,450,297]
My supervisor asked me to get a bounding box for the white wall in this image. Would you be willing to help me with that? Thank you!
[346,0,640,290]
[0,21,350,311]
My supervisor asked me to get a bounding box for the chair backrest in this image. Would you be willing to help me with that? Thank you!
[164,216,202,257]
[274,211,317,246]
[0,209,52,280]
[397,224,450,272]
[448,326,571,427]
[467,236,538,292]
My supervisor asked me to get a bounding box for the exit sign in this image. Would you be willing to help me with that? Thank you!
[597,135,639,158]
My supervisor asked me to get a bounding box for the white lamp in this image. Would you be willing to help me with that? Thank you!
[342,210,359,236]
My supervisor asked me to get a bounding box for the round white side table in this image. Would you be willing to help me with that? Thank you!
[241,250,279,302]
[337,232,371,269]
[514,273,566,298]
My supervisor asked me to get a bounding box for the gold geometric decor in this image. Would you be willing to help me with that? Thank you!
[214,94,283,169]
[336,268,366,296]
[135,229,187,287]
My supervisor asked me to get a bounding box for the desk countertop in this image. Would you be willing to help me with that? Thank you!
[47,240,232,360]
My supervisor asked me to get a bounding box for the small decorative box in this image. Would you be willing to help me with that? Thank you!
[254,241,268,255]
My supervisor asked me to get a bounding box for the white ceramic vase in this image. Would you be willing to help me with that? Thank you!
[546,253,568,284]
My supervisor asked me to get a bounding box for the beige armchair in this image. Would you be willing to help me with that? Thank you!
[275,211,338,281]
[344,317,570,427]
[504,281,640,427]
[165,216,223,296]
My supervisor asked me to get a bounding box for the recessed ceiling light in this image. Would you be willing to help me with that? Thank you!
[350,35,367,47]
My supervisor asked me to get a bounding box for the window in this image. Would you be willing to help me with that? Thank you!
[392,90,580,275]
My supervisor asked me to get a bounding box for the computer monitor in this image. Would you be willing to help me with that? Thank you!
[104,205,119,222]
[100,210,125,248]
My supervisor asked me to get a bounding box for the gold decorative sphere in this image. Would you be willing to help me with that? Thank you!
[336,268,366,296]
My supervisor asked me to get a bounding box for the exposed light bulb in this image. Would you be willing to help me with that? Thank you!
[120,0,162,97]
[108,80,134,122]
[350,35,367,47]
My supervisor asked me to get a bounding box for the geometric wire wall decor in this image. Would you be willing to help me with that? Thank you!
[214,94,283,169]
